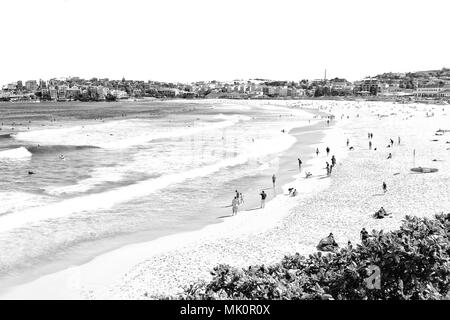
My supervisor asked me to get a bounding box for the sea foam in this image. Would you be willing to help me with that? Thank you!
[0,128,296,233]
[0,147,32,160]
[15,115,250,150]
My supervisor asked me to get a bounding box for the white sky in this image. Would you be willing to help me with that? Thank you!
[0,0,449,84]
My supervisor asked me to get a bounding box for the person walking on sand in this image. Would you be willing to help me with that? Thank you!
[369,141,372,150]
[331,155,336,166]
[326,146,330,156]
[272,174,276,187]
[232,196,239,216]
[298,158,302,171]
[239,192,244,205]
[382,181,387,193]
[260,190,267,208]
[326,162,330,176]
[316,148,319,156]
[398,136,401,145]
[346,138,349,147]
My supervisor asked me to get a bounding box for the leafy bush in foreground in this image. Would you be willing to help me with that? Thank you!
[174,214,450,300]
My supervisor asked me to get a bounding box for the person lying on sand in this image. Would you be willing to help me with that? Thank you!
[374,207,391,219]
[317,233,339,252]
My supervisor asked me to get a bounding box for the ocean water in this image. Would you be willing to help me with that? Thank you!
[0,100,310,283]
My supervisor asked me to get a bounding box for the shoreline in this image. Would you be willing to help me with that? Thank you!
[0,103,336,299]
[2,99,448,299]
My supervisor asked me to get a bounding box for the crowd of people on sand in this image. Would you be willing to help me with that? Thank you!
[313,127,411,251]
[229,115,410,260]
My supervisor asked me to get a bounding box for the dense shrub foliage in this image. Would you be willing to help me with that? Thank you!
[176,214,450,300]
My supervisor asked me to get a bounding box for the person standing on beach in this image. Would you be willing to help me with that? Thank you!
[382,182,387,193]
[326,162,330,176]
[232,196,239,216]
[272,174,276,187]
[398,136,401,145]
[326,146,330,156]
[369,141,372,150]
[346,138,349,147]
[260,190,267,208]
[390,139,394,147]
[331,155,336,166]
[298,158,302,171]
[316,148,319,156]
[239,193,244,205]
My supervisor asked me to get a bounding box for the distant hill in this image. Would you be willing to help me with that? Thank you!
[375,68,450,80]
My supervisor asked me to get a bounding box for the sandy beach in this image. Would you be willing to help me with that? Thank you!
[1,99,449,299]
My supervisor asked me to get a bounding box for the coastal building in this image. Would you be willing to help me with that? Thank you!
[66,86,81,99]
[415,86,443,98]
[263,86,276,96]
[6,83,17,91]
[49,87,58,100]
[158,88,179,97]
[110,89,128,99]
[39,79,47,89]
[25,80,38,92]
[354,78,381,95]
[57,85,68,99]
[277,87,288,97]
